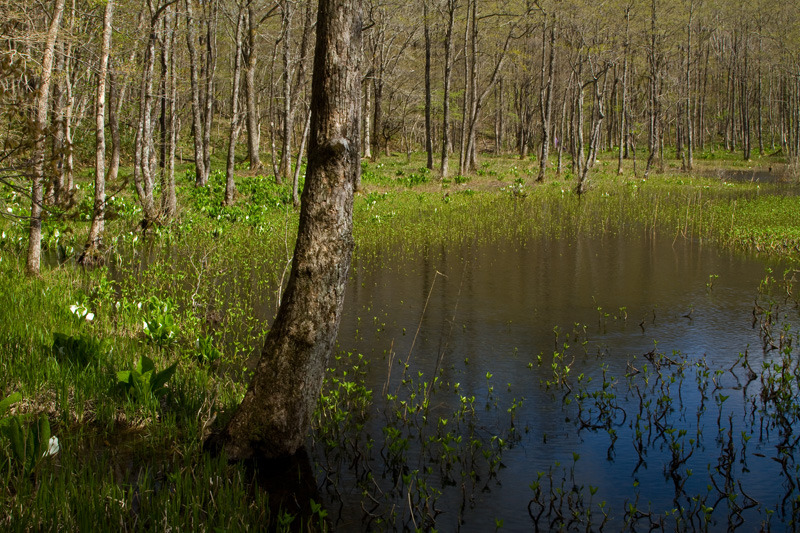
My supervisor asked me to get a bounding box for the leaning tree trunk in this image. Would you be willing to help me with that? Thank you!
[80,0,113,266]
[27,0,66,277]
[216,0,362,460]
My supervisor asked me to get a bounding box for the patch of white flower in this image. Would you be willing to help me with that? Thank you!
[43,436,59,457]
[69,302,94,322]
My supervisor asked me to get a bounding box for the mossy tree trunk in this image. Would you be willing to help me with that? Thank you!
[217,0,362,460]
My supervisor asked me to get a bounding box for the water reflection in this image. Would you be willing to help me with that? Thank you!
[325,231,794,531]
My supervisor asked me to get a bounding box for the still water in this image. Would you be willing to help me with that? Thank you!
[319,230,798,531]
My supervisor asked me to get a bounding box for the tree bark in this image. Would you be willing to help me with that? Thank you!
[645,0,659,177]
[216,0,361,460]
[458,0,472,176]
[617,4,630,175]
[47,45,66,206]
[225,7,246,206]
[293,106,311,206]
[202,0,218,184]
[576,69,607,195]
[245,1,261,170]
[133,0,171,223]
[80,0,113,266]
[362,69,371,159]
[186,0,207,186]
[440,0,456,178]
[464,13,513,173]
[537,16,556,182]
[740,25,750,161]
[423,0,433,169]
[108,39,139,184]
[278,0,294,182]
[684,0,694,171]
[371,51,383,159]
[27,0,66,277]
[162,7,178,218]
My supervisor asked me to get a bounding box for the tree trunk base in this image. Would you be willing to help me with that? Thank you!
[77,243,105,268]
[204,436,323,523]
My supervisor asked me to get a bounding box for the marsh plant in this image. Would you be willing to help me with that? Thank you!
[141,296,178,346]
[116,355,178,406]
[0,393,59,482]
[51,332,107,368]
[311,351,516,530]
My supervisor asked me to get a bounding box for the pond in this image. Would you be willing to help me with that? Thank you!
[700,165,795,184]
[313,230,799,531]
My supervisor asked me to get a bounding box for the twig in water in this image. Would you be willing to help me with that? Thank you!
[396,270,446,395]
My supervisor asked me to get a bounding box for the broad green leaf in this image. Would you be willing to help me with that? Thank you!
[151,361,178,397]
[0,392,22,415]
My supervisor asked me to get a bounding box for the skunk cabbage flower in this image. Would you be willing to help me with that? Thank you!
[43,436,60,457]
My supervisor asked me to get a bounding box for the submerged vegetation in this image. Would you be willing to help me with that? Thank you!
[1,151,800,530]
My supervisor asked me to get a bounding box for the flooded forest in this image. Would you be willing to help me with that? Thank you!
[2,0,800,530]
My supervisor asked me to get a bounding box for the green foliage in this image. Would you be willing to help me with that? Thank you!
[398,171,430,187]
[116,355,178,403]
[0,393,57,478]
[68,300,94,323]
[142,296,177,345]
[193,334,221,366]
[51,332,107,368]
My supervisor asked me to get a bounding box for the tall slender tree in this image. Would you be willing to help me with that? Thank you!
[225,5,245,206]
[79,0,113,266]
[26,0,66,277]
[440,0,457,178]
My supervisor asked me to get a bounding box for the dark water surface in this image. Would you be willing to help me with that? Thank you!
[701,165,795,184]
[322,231,798,531]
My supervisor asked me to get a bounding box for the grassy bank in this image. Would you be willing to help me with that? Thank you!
[1,150,799,530]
